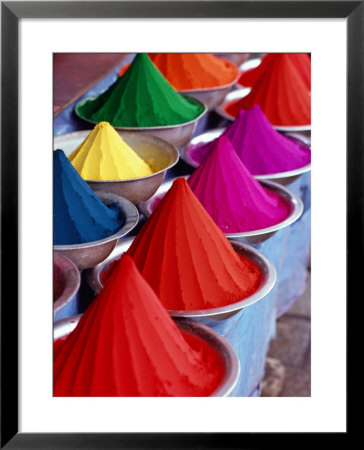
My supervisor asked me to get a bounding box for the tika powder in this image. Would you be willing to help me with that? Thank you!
[104,178,262,311]
[69,121,153,180]
[54,254,224,397]
[53,149,123,245]
[188,136,290,233]
[76,53,204,127]
[189,105,311,174]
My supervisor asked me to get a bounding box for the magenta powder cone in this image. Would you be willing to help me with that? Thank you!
[187,136,290,233]
[189,105,311,175]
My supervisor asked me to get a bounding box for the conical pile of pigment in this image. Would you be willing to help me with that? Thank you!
[188,136,290,233]
[189,105,311,174]
[54,149,123,245]
[238,53,311,91]
[147,53,239,90]
[226,53,311,126]
[76,53,205,127]
[68,121,153,180]
[54,254,224,396]
[109,178,261,311]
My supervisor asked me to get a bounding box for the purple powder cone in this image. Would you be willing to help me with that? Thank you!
[189,105,311,175]
[187,136,290,233]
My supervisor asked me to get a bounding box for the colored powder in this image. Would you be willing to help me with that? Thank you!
[238,53,311,91]
[68,121,153,180]
[54,254,224,396]
[147,53,239,90]
[53,149,123,245]
[187,136,290,233]
[112,178,262,311]
[225,54,311,126]
[76,53,204,127]
[189,105,311,174]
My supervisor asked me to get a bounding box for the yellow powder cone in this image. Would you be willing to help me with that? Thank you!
[69,122,153,180]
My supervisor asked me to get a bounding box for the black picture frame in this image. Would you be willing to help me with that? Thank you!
[1,1,358,448]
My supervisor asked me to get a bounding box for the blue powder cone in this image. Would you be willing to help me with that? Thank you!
[54,149,123,245]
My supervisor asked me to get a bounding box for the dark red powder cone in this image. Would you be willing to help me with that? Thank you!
[54,254,223,397]
[238,53,311,91]
[187,136,290,233]
[228,53,311,127]
[126,178,262,310]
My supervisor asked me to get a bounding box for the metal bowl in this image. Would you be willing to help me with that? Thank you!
[53,252,81,318]
[138,177,303,244]
[214,53,250,66]
[238,56,263,76]
[74,95,207,149]
[181,127,311,185]
[54,131,179,204]
[54,192,139,270]
[85,237,276,321]
[53,314,240,397]
[215,89,311,132]
[179,74,239,112]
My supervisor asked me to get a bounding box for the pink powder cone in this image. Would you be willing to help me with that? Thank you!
[187,136,291,233]
[189,105,311,175]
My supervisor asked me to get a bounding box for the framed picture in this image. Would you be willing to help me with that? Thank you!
[1,1,356,447]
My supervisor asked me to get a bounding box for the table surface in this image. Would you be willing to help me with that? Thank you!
[53,53,130,116]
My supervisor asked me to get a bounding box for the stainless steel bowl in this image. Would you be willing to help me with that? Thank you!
[181,127,311,185]
[138,177,303,244]
[238,56,263,75]
[54,192,139,270]
[53,314,240,397]
[74,95,207,149]
[54,131,179,204]
[179,75,239,112]
[215,89,311,132]
[85,237,276,321]
[214,53,250,66]
[53,252,81,318]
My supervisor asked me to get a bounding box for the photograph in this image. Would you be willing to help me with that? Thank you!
[52,52,312,399]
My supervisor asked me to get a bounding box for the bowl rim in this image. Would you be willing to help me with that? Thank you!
[53,252,81,314]
[54,130,180,183]
[75,95,208,131]
[53,315,240,397]
[86,237,277,318]
[224,179,304,238]
[54,192,139,251]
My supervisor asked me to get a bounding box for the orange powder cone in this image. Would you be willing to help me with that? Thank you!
[54,254,223,396]
[228,53,311,126]
[125,178,262,311]
[148,53,239,90]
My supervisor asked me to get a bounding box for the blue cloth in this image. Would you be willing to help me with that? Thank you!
[53,58,310,396]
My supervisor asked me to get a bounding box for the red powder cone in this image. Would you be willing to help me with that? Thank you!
[239,53,311,91]
[125,178,262,311]
[54,254,223,397]
[187,136,290,233]
[228,53,311,127]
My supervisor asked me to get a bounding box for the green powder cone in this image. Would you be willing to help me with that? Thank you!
[76,53,205,127]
